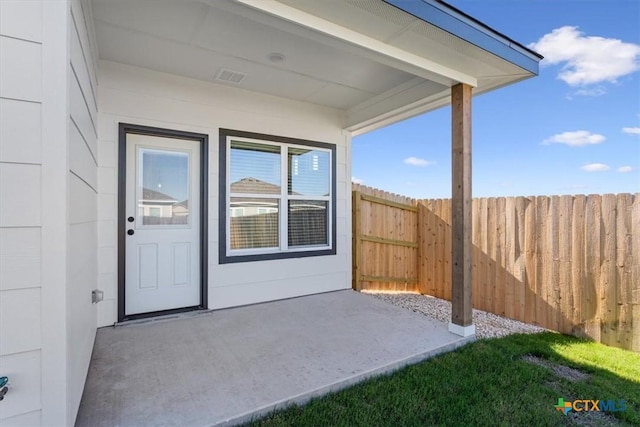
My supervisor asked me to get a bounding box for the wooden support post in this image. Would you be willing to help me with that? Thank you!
[450,83,474,336]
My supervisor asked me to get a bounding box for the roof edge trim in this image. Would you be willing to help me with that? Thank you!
[383,0,542,75]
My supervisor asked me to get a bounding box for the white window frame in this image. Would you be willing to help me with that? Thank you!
[224,135,334,259]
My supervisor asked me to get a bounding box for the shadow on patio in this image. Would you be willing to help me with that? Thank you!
[76,290,472,426]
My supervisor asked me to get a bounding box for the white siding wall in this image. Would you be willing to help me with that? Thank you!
[66,0,98,423]
[97,61,352,325]
[0,1,98,425]
[0,1,44,424]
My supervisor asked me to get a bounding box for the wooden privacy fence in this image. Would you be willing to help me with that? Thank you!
[352,185,420,292]
[352,184,640,351]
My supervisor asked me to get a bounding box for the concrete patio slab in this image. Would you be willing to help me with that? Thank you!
[76,290,473,426]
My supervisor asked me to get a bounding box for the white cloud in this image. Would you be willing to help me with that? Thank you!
[571,86,607,98]
[351,177,365,185]
[529,26,640,86]
[543,130,606,147]
[581,163,610,172]
[622,127,640,135]
[403,157,435,167]
[617,166,633,173]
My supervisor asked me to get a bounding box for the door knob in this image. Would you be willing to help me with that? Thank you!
[127,229,135,236]
[128,216,134,222]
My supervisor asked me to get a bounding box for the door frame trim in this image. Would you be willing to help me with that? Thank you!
[117,123,208,322]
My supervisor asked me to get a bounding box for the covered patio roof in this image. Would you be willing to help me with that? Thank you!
[91,0,541,337]
[91,0,540,134]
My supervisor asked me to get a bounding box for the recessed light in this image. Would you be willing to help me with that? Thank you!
[268,52,286,64]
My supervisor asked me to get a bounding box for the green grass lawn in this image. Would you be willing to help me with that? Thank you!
[248,332,639,426]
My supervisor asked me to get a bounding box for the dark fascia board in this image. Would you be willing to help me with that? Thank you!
[383,0,542,75]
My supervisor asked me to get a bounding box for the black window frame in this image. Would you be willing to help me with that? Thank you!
[219,129,337,264]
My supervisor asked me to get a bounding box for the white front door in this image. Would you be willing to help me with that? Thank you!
[124,133,201,316]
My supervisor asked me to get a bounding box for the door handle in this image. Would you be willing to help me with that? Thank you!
[127,229,135,236]
[128,216,134,222]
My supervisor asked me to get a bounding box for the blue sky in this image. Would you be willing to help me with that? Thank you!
[352,0,640,198]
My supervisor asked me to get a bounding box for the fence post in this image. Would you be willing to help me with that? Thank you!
[352,190,362,290]
[632,194,640,352]
[417,201,425,294]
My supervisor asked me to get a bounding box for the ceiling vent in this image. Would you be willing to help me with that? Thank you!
[214,68,246,85]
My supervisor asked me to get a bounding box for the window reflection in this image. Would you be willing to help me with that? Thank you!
[229,198,279,249]
[138,149,190,226]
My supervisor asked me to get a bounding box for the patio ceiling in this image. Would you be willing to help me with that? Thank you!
[91,0,539,134]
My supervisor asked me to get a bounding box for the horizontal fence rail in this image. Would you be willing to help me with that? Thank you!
[352,184,639,352]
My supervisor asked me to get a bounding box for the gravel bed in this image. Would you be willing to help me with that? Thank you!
[368,292,546,339]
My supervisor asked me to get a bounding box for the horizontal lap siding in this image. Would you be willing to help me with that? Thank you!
[97,61,350,321]
[0,1,44,422]
[67,0,99,423]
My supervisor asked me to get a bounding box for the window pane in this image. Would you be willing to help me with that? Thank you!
[230,198,279,250]
[230,141,281,194]
[138,149,189,226]
[288,200,328,247]
[288,148,329,196]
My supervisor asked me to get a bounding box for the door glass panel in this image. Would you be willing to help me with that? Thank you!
[138,148,190,226]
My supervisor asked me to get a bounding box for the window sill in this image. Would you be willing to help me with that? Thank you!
[219,247,336,264]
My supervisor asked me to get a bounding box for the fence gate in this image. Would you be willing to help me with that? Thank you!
[352,188,419,292]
